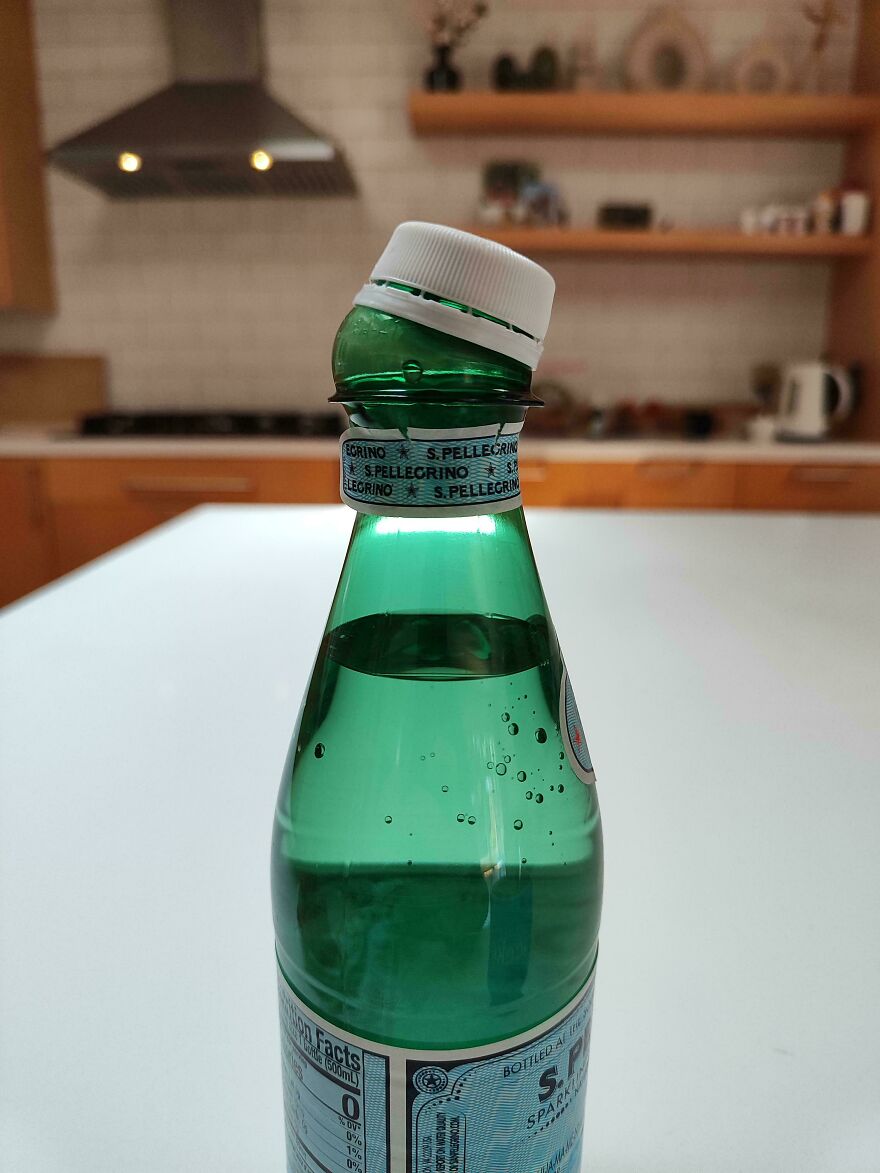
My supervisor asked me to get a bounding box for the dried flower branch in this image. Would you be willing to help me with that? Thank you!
[424,0,489,50]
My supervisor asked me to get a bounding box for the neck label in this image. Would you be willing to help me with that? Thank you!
[340,424,523,517]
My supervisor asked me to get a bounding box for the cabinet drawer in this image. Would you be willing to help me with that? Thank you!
[259,459,338,503]
[520,461,633,507]
[736,463,880,512]
[43,458,264,504]
[623,461,738,509]
[44,458,266,574]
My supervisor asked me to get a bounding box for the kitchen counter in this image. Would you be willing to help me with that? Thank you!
[2,430,880,461]
[1,506,878,1171]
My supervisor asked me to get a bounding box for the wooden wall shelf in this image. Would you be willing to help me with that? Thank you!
[466,227,873,259]
[410,92,880,138]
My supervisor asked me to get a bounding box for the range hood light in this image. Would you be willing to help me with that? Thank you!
[48,0,356,199]
[249,149,273,171]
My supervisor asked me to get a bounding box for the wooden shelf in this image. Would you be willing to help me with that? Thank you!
[465,227,873,258]
[410,91,880,137]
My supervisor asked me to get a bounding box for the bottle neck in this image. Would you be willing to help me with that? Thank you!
[327,507,547,633]
[326,304,548,631]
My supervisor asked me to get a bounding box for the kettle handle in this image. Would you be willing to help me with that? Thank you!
[827,367,854,419]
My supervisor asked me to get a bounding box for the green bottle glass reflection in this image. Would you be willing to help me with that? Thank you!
[272,224,602,1173]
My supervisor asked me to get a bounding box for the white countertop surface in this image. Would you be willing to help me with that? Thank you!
[1,429,880,462]
[1,506,879,1171]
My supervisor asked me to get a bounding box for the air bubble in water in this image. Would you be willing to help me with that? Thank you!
[467,815,476,825]
[420,755,426,761]
[536,794,544,804]
[526,791,533,800]
[508,723,519,735]
[501,712,510,723]
[441,785,449,793]
[402,359,423,384]
[503,755,511,764]
[517,770,527,782]
[514,819,523,830]
[496,763,507,776]
[558,784,565,793]
[384,815,392,824]
[456,813,465,823]
[535,728,548,743]
[314,743,325,759]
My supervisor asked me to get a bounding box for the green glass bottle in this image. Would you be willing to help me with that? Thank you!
[272,223,603,1173]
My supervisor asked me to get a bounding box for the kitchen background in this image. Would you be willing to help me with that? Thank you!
[0,0,865,408]
[3,0,880,610]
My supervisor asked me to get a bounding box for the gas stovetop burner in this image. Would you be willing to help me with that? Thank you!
[79,411,344,438]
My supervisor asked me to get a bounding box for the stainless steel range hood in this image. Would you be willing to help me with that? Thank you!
[48,0,355,198]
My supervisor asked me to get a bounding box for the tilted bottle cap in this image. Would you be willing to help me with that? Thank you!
[352,222,555,371]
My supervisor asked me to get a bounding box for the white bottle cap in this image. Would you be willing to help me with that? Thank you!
[353,222,555,370]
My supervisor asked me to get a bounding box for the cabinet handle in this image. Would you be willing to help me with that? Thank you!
[637,461,700,481]
[519,463,548,483]
[122,476,255,497]
[790,466,855,486]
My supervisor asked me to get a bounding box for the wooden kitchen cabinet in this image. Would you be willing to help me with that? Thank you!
[736,462,880,512]
[40,456,338,575]
[519,460,633,506]
[0,460,55,605]
[43,458,268,573]
[259,459,339,503]
[623,460,739,509]
[5,452,880,611]
[0,1,55,312]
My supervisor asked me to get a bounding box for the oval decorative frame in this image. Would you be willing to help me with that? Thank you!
[624,6,710,93]
[731,39,792,95]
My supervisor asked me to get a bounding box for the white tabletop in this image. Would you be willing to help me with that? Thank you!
[1,506,879,1172]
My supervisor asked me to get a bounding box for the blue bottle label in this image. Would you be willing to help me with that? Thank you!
[277,967,596,1173]
[339,425,523,517]
[560,670,596,784]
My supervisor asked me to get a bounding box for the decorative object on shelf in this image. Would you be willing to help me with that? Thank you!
[477,160,538,223]
[800,0,845,93]
[520,180,568,226]
[623,7,710,92]
[476,161,568,227]
[597,202,654,230]
[567,36,600,90]
[421,0,489,92]
[741,187,870,238]
[529,45,561,90]
[840,186,871,235]
[743,203,812,235]
[731,38,792,94]
[492,53,519,90]
[490,45,562,91]
[812,189,838,233]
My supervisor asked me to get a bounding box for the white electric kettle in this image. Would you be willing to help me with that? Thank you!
[775,362,854,441]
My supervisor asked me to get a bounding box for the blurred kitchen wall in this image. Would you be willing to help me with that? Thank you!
[0,0,863,409]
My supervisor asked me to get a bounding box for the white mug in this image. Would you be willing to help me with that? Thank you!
[840,190,870,236]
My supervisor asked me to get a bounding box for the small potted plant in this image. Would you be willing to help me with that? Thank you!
[421,1,489,92]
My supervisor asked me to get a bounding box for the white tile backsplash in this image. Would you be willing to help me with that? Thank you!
[0,0,862,409]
